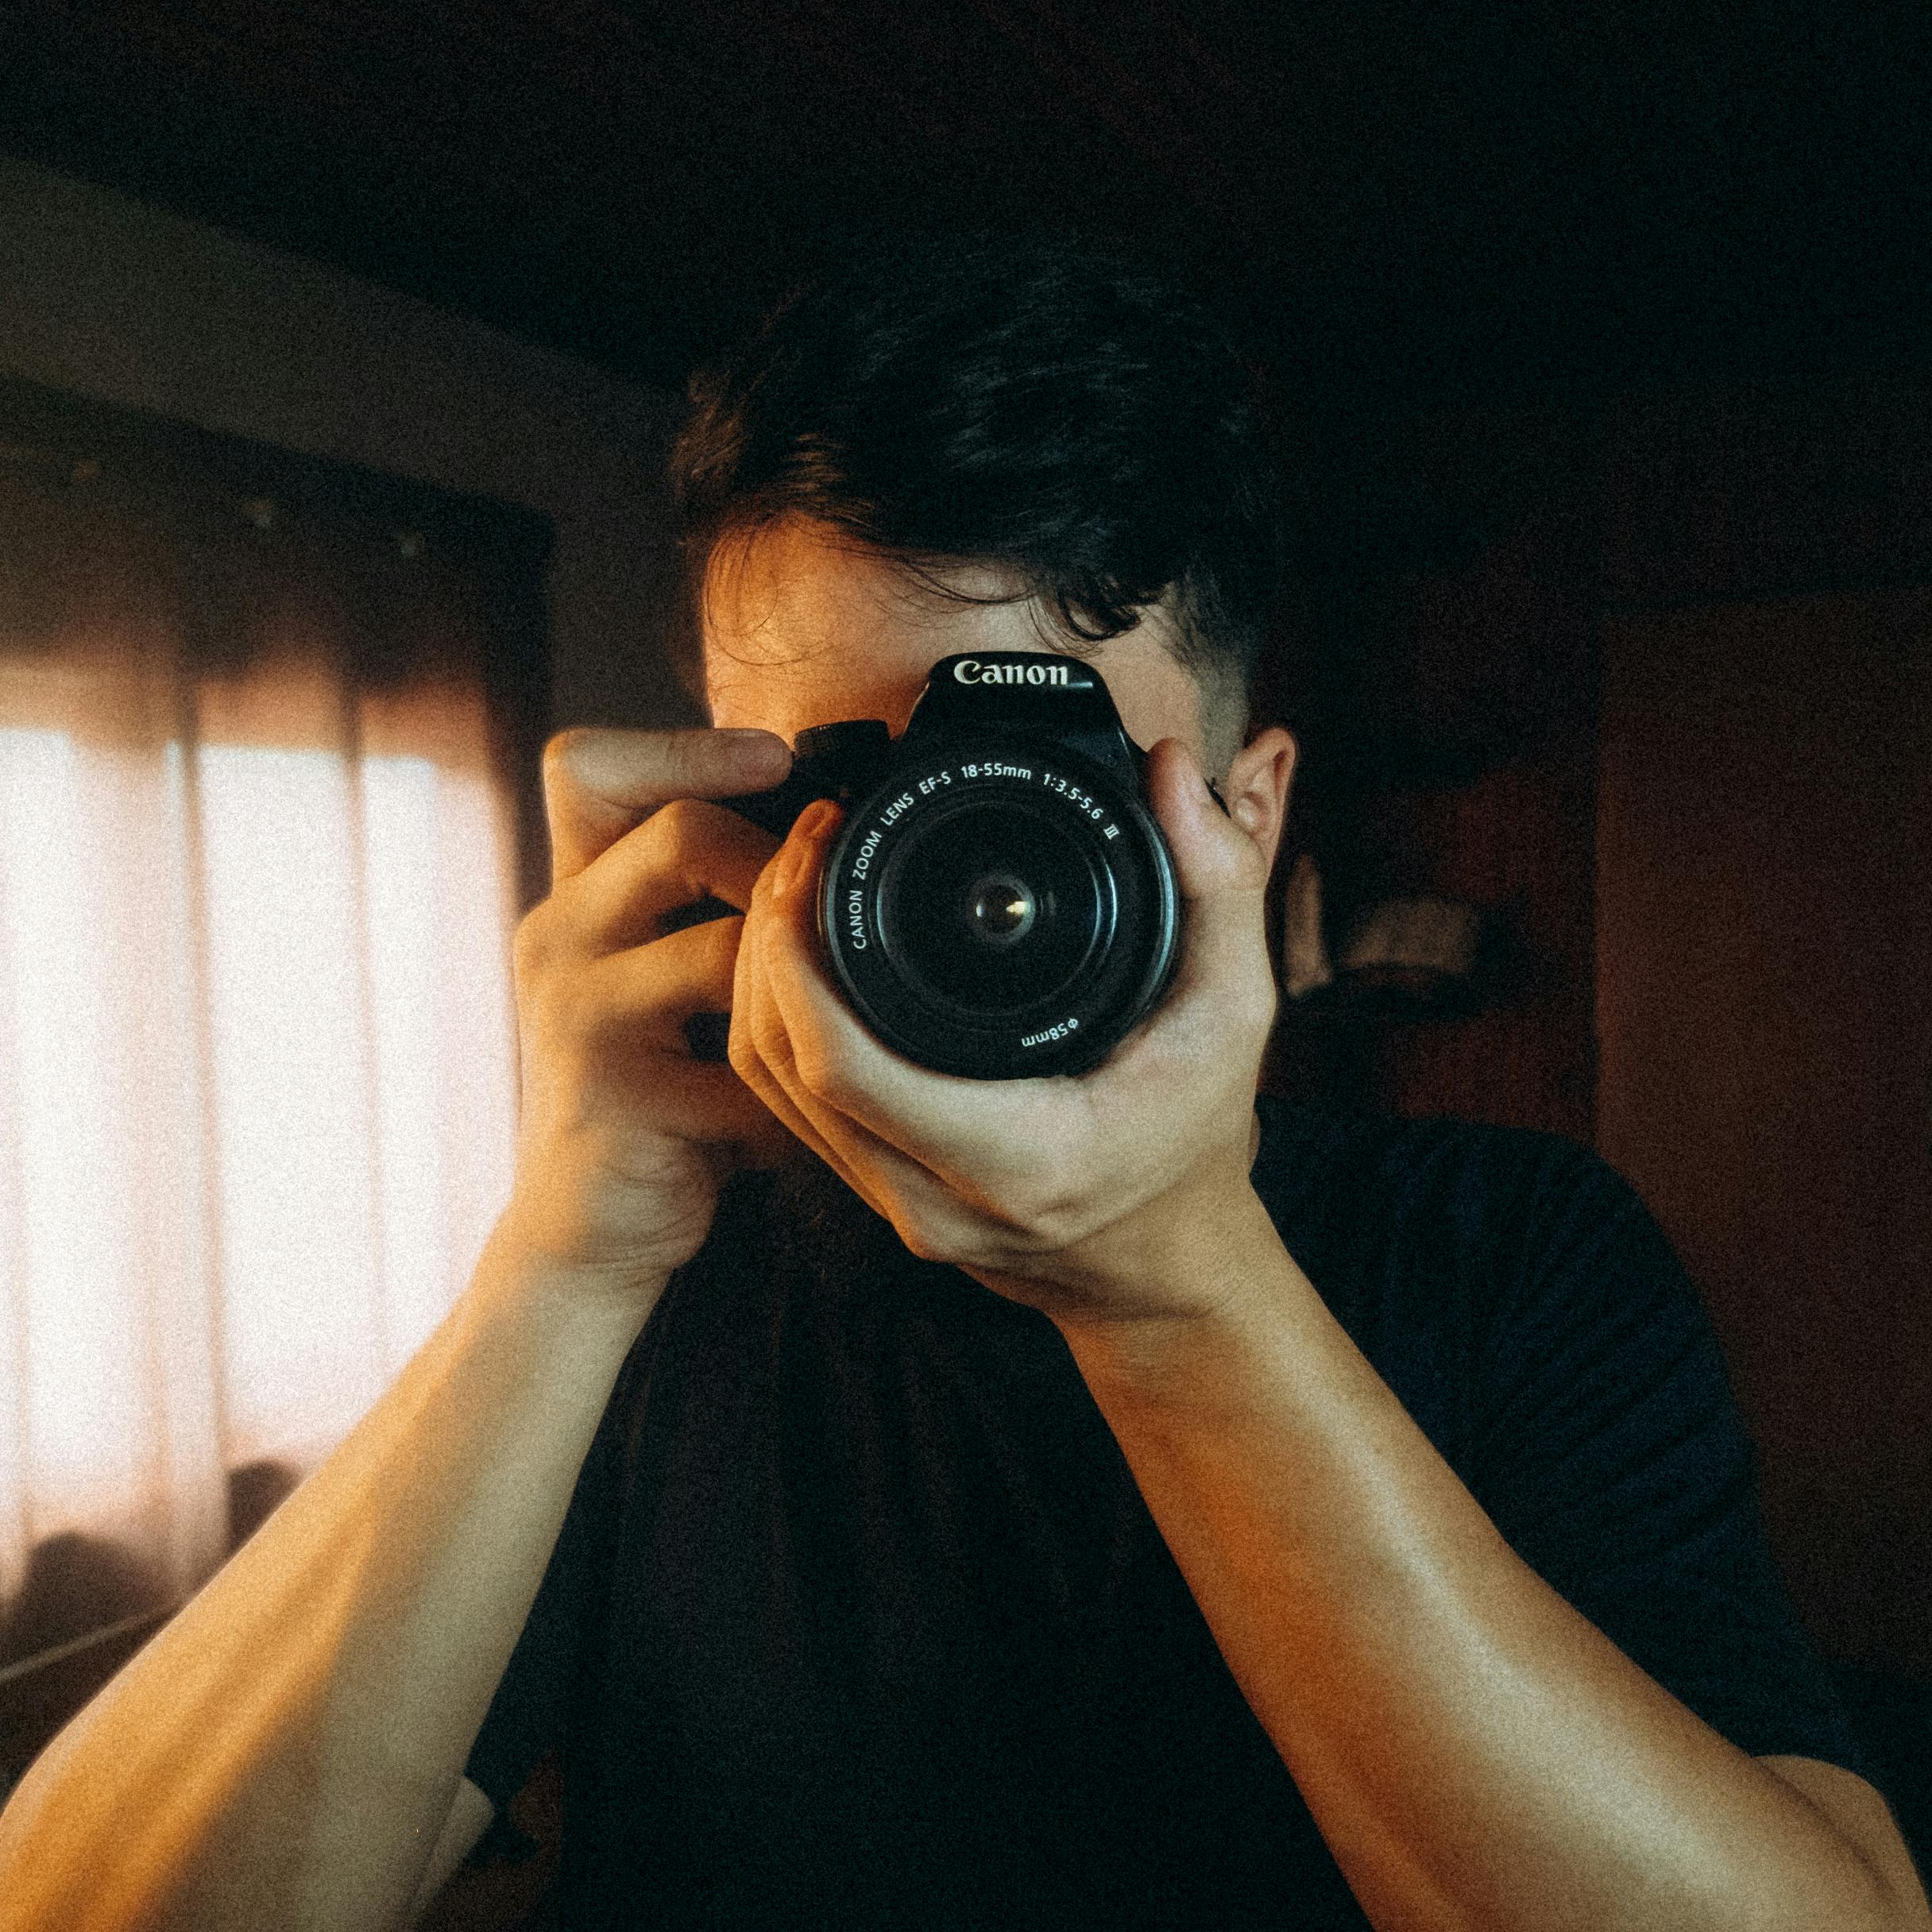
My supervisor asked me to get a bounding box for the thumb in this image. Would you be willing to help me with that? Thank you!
[1144,737,1273,999]
[1146,737,1269,901]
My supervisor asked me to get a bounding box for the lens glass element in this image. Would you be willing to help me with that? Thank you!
[965,873,1036,946]
[876,802,1103,1014]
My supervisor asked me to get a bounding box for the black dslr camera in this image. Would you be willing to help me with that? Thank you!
[716,651,1185,1080]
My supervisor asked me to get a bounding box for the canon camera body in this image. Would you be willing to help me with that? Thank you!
[725,651,1184,1079]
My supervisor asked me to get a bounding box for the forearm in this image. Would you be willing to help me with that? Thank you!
[0,1223,659,1932]
[1047,1189,1907,1932]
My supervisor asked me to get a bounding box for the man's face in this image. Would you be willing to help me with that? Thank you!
[699,516,1223,770]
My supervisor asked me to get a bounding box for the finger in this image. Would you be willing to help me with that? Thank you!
[1142,736,1274,1005]
[577,914,744,1049]
[1146,737,1271,898]
[735,1043,895,1219]
[747,802,1007,1179]
[541,726,791,884]
[551,800,780,956]
[749,995,937,1219]
[727,879,900,1219]
[744,811,1112,1251]
[550,1042,776,1146]
[523,917,770,1144]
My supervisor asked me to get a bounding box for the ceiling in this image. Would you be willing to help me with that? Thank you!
[1,1,1926,411]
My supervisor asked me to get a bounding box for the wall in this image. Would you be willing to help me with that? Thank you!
[1262,404,1603,1146]
[1595,384,1932,1676]
[0,153,697,740]
[1269,380,1932,1679]
[1598,590,1932,1675]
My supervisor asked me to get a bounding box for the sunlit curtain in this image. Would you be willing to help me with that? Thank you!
[0,401,542,1671]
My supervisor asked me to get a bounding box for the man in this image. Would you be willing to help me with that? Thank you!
[1,235,1924,1931]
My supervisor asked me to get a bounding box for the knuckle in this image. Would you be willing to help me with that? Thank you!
[644,729,732,803]
[1246,973,1281,1035]
[1236,980,1277,1037]
[790,1042,843,1100]
[705,912,747,965]
[1001,1159,1097,1248]
[1022,1191,1082,1250]
[529,951,618,1051]
[661,731,719,792]
[898,1223,948,1265]
[894,1209,964,1266]
[724,1017,758,1081]
[540,728,586,793]
[748,999,792,1072]
[519,970,575,1051]
[543,728,694,813]
[512,902,555,980]
[649,794,708,864]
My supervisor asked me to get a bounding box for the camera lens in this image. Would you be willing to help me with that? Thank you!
[877,802,1105,1014]
[819,732,1180,1078]
[965,874,1035,946]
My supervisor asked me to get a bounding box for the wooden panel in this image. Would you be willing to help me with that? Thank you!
[1596,591,1932,1671]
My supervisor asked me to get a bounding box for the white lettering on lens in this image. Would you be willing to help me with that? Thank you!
[844,889,867,949]
[1018,1015,1081,1049]
[850,827,884,878]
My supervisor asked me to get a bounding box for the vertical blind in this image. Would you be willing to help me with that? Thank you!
[0,384,549,1671]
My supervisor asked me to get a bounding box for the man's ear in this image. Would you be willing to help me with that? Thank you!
[1219,726,1297,875]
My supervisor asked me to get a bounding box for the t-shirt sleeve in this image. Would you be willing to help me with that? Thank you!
[462,1343,636,1817]
[1459,1136,1873,1781]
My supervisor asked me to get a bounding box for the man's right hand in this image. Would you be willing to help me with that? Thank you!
[495,724,797,1290]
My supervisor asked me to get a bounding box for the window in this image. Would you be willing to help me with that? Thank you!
[0,381,547,1672]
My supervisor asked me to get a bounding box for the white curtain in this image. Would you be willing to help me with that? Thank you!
[0,444,524,1668]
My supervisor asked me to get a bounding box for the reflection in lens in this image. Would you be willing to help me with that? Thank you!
[967,873,1036,946]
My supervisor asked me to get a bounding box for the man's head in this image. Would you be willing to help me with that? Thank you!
[667,233,1295,821]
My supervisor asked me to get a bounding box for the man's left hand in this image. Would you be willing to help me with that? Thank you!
[727,736,1279,1323]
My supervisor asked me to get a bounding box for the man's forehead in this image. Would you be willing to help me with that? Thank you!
[702,517,1052,663]
[700,516,1204,751]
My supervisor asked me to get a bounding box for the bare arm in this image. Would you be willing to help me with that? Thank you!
[0,724,799,1932]
[1050,1188,1932,1932]
[0,1234,653,1932]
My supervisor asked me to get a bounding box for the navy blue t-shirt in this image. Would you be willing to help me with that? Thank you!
[465,1099,1868,1928]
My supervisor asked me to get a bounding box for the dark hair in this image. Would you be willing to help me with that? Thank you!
[668,232,1287,732]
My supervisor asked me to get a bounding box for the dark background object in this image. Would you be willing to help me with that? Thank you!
[1833,1664,1932,1894]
